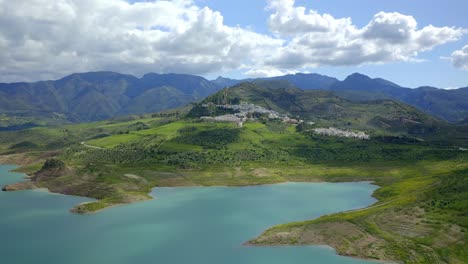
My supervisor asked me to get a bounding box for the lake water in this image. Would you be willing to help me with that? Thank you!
[0,164,381,264]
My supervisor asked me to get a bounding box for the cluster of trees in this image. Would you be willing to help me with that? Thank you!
[174,127,240,149]
[41,158,65,170]
[63,135,165,164]
[62,143,290,168]
[293,136,462,162]
[186,103,237,118]
[157,149,289,168]
[422,168,468,215]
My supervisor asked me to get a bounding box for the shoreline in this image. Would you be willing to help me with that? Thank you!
[3,172,380,214]
[1,162,394,264]
[1,162,389,263]
[0,164,446,264]
[1,160,382,214]
[243,243,396,264]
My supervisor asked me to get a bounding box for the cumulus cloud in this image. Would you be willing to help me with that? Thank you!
[266,0,346,35]
[244,67,299,78]
[263,0,466,70]
[451,45,468,71]
[0,0,465,82]
[0,0,282,82]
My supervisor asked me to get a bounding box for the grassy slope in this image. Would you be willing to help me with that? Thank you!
[249,161,468,264]
[201,82,442,135]
[0,112,467,263]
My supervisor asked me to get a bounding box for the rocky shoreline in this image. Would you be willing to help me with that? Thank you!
[2,181,37,191]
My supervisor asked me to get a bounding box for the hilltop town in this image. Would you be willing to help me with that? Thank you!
[198,102,369,139]
[199,102,303,127]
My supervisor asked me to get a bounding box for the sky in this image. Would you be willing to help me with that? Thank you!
[0,0,467,88]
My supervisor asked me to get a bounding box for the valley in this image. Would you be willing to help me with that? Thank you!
[2,1,467,263]
[0,80,467,263]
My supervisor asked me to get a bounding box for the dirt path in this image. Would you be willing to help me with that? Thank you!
[80,141,104,150]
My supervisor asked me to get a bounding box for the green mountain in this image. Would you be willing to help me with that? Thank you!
[330,73,468,123]
[2,71,467,130]
[266,73,339,90]
[227,73,468,123]
[211,73,338,90]
[0,71,220,128]
[197,81,443,136]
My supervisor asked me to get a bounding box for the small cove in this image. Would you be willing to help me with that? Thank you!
[0,164,383,264]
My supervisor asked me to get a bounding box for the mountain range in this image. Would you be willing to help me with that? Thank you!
[0,71,467,129]
[0,72,219,128]
[214,73,468,123]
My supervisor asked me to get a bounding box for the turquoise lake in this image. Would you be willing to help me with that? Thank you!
[0,164,381,264]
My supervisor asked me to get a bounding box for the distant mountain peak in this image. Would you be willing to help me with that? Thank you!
[344,74,400,88]
[56,71,138,85]
[345,72,372,81]
[213,76,236,82]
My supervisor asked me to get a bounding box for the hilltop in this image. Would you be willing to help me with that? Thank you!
[192,81,447,137]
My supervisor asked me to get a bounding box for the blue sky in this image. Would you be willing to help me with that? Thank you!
[195,0,468,88]
[2,0,467,88]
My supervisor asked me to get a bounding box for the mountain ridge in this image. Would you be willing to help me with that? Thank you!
[1,71,467,129]
[0,71,220,126]
[214,73,468,123]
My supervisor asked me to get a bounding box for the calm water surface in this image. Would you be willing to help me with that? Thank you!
[0,164,381,264]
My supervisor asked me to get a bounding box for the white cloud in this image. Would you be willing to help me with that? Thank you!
[263,0,466,70]
[266,0,347,35]
[451,45,468,71]
[244,68,298,78]
[0,0,282,82]
[0,0,465,82]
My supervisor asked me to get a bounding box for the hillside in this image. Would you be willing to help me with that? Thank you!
[330,74,468,123]
[226,73,468,123]
[266,73,339,90]
[195,81,443,136]
[0,72,220,128]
